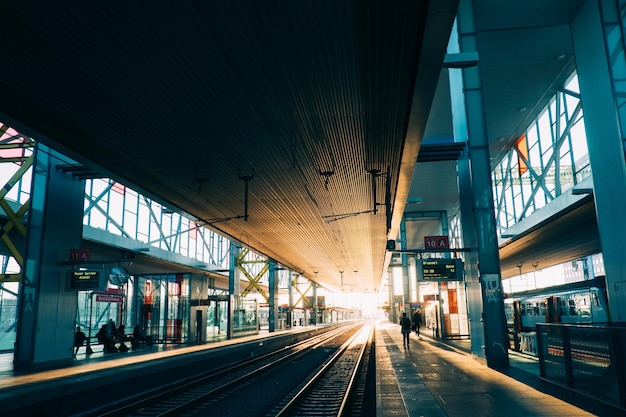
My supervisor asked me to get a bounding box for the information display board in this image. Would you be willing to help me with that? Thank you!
[417,258,463,281]
[67,269,106,290]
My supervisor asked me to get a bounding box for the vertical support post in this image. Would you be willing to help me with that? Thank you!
[572,0,626,321]
[312,282,318,325]
[228,243,241,340]
[268,259,277,332]
[400,218,411,318]
[239,173,253,221]
[288,272,294,328]
[87,293,93,354]
[14,144,84,370]
[387,268,395,324]
[454,1,508,368]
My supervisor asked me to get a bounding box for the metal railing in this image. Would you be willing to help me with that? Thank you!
[536,323,626,410]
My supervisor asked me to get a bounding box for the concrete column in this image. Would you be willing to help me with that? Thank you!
[400,218,412,318]
[227,243,241,339]
[454,0,509,368]
[268,259,278,332]
[387,268,396,323]
[288,272,294,327]
[14,145,84,371]
[572,0,626,321]
[190,274,208,343]
[312,282,318,325]
[448,15,485,361]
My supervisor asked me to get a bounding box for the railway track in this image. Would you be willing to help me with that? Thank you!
[92,323,373,417]
[271,323,373,417]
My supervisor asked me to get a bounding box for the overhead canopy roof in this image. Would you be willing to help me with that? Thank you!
[0,1,596,291]
[0,1,459,292]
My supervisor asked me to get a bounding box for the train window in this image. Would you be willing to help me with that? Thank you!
[538,301,546,317]
[504,303,514,324]
[568,299,576,316]
[524,302,533,316]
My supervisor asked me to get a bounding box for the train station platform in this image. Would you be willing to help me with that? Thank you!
[0,322,622,416]
[375,322,622,417]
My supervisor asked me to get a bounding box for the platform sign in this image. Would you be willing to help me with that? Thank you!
[93,288,124,302]
[69,248,91,262]
[424,236,449,250]
[417,258,463,281]
[95,294,123,303]
[67,269,105,290]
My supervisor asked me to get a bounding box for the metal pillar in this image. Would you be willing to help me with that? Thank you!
[400,218,412,318]
[268,259,278,332]
[572,0,626,321]
[312,282,318,325]
[288,272,294,327]
[454,1,509,368]
[14,144,84,371]
[387,268,396,323]
[227,243,241,340]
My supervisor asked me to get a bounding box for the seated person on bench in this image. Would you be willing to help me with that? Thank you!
[96,324,118,353]
[133,325,152,348]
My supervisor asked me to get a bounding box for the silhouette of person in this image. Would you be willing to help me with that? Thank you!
[400,312,412,347]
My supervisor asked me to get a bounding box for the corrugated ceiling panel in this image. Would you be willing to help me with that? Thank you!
[0,1,457,291]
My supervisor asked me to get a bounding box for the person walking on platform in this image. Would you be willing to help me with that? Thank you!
[412,309,422,338]
[400,312,412,348]
[74,326,87,355]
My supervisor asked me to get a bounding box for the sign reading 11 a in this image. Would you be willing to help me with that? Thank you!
[417,258,463,281]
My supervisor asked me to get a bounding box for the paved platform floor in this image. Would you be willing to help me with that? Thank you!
[0,323,622,416]
[375,322,622,417]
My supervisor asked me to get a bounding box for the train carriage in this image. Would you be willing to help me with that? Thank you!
[503,276,609,354]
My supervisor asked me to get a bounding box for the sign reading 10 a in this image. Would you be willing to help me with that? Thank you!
[417,258,463,281]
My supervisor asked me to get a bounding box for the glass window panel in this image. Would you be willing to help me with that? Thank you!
[91,178,109,195]
[569,121,589,170]
[560,154,574,193]
[565,73,580,94]
[615,80,626,128]
[108,191,124,227]
[161,214,172,237]
[564,93,580,119]
[150,222,164,249]
[124,190,138,215]
[534,187,546,210]
[528,144,541,174]
[510,158,519,177]
[138,204,150,236]
[607,24,626,76]
[558,113,568,140]
[513,189,524,219]
[89,209,107,230]
[125,210,137,238]
[521,181,533,209]
[498,211,508,228]
[504,186,514,220]
[16,169,32,204]
[526,125,537,147]
[180,232,188,257]
[538,111,554,153]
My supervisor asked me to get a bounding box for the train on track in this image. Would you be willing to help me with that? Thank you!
[503,276,610,354]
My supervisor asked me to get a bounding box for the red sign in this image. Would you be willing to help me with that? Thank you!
[96,295,123,303]
[424,236,449,250]
[95,288,124,303]
[69,248,91,262]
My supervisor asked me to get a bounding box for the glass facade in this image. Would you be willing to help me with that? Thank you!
[492,73,591,230]
[84,178,230,270]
